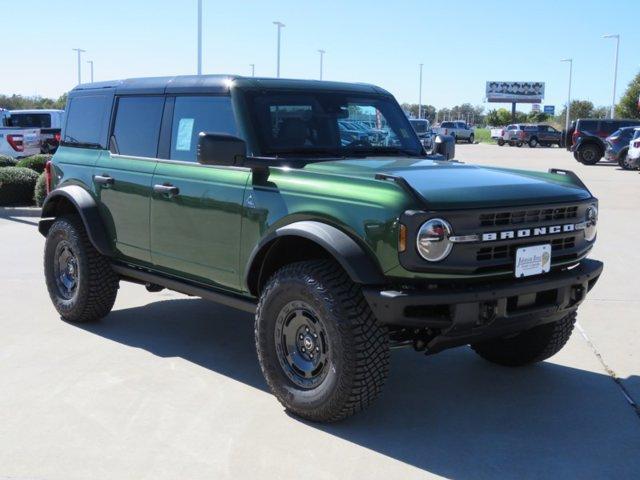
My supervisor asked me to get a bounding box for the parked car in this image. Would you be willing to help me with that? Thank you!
[627,128,640,169]
[563,118,640,165]
[604,126,637,169]
[438,121,474,143]
[3,109,64,154]
[502,124,524,147]
[0,126,41,158]
[39,75,602,423]
[409,118,435,150]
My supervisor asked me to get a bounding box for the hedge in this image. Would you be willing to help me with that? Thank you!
[0,155,17,167]
[0,167,40,206]
[16,154,52,174]
[34,172,47,207]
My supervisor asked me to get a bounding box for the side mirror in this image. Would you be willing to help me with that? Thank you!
[197,132,246,166]
[434,134,455,160]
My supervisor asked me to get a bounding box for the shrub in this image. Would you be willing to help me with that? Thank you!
[0,155,17,167]
[16,154,51,174]
[0,167,40,206]
[34,172,47,207]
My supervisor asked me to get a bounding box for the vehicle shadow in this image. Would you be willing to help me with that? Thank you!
[78,297,640,479]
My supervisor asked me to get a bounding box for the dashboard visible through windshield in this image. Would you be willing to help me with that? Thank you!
[245,91,423,158]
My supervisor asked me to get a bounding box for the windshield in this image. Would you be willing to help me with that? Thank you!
[245,91,423,158]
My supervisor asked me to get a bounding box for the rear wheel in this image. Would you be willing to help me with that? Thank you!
[516,141,523,147]
[44,215,119,322]
[619,150,635,170]
[497,138,505,146]
[471,312,576,366]
[255,260,390,422]
[528,137,538,148]
[577,144,601,165]
[468,133,474,144]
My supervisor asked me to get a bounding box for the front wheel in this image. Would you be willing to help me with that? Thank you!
[619,151,635,170]
[468,133,474,144]
[44,215,119,322]
[471,312,576,366]
[528,137,538,148]
[255,260,390,422]
[497,138,505,146]
[516,141,523,147]
[577,144,601,165]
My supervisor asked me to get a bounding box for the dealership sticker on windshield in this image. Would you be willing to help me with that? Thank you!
[515,244,551,278]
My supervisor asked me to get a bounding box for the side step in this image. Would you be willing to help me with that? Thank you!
[112,264,257,314]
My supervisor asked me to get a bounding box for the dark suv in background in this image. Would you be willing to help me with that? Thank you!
[604,126,637,169]
[563,118,640,165]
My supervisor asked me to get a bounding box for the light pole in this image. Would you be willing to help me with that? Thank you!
[72,48,85,85]
[250,64,255,77]
[318,49,325,80]
[273,21,285,78]
[603,34,620,118]
[561,58,573,132]
[86,60,94,83]
[197,0,202,75]
[418,63,423,119]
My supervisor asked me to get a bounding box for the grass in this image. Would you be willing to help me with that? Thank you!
[473,128,496,144]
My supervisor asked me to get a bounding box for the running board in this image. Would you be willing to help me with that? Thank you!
[112,264,257,314]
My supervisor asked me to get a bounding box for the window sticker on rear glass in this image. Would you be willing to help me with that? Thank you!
[176,118,195,151]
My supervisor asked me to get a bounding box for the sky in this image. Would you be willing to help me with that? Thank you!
[3,0,639,112]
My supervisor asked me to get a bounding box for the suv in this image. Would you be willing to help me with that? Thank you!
[564,118,640,165]
[39,75,603,422]
[3,109,64,154]
[604,126,637,169]
[438,121,474,143]
[500,124,561,148]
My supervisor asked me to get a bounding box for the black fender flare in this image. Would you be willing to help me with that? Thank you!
[245,220,386,296]
[39,185,113,256]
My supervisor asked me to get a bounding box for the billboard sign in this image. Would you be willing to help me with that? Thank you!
[543,105,555,115]
[486,81,545,103]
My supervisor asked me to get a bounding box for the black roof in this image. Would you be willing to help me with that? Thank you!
[71,74,390,96]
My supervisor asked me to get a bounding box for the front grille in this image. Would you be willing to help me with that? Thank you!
[479,206,578,227]
[476,236,576,262]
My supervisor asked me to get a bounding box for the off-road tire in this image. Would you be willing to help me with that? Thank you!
[44,215,118,322]
[577,144,601,165]
[255,260,390,422]
[468,133,474,144]
[470,312,576,367]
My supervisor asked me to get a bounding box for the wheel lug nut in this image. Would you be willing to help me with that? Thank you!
[313,333,318,338]
[316,347,320,352]
[310,354,314,358]
[301,347,306,352]
[305,327,309,332]
[299,334,304,339]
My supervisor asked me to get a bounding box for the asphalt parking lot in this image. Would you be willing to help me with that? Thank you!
[1,143,639,480]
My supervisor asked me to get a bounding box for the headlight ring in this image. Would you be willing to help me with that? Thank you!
[416,218,453,262]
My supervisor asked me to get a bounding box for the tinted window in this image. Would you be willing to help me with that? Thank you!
[64,95,110,147]
[6,113,51,128]
[113,96,164,157]
[170,96,237,162]
[601,121,619,135]
[441,122,453,128]
[633,130,640,140]
[578,120,597,132]
[409,120,429,134]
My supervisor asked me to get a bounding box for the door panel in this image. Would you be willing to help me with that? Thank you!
[150,162,250,290]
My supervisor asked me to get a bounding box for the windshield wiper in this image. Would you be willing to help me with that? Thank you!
[341,147,421,158]
[265,148,344,158]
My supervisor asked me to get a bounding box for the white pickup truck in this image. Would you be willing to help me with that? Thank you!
[0,126,41,158]
[437,121,474,143]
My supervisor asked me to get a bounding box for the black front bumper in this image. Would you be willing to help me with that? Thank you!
[363,259,603,353]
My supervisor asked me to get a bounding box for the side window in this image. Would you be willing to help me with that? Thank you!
[64,95,109,147]
[112,96,164,157]
[170,96,238,162]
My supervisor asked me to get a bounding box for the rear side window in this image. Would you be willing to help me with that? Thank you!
[6,113,51,128]
[112,96,164,158]
[441,122,452,128]
[601,121,619,135]
[577,120,597,132]
[169,96,237,162]
[64,95,110,147]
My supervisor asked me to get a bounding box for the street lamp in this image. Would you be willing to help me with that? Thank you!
[250,64,255,77]
[318,49,325,80]
[197,0,203,75]
[86,60,94,83]
[72,48,86,85]
[561,58,573,132]
[273,21,285,78]
[603,34,620,119]
[418,63,423,119]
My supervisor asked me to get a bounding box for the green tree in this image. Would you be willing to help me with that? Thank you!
[615,70,640,119]
[557,100,595,126]
[0,93,67,110]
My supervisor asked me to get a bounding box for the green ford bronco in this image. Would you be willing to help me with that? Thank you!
[39,75,603,422]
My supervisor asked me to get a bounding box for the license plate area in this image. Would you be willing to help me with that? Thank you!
[515,244,551,278]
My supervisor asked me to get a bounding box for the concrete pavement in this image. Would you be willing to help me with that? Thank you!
[1,145,639,479]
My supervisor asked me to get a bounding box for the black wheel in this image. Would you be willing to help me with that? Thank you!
[573,151,580,161]
[577,144,601,165]
[497,138,505,146]
[468,133,474,144]
[44,215,118,322]
[528,137,539,148]
[471,312,576,367]
[516,141,523,147]
[255,260,390,422]
[619,150,634,170]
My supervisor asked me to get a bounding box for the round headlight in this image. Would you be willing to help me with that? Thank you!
[584,205,598,242]
[416,218,453,262]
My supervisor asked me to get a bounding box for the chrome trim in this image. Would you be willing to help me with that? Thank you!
[449,234,480,243]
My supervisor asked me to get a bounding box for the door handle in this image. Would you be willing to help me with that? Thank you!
[94,174,114,187]
[153,183,180,197]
